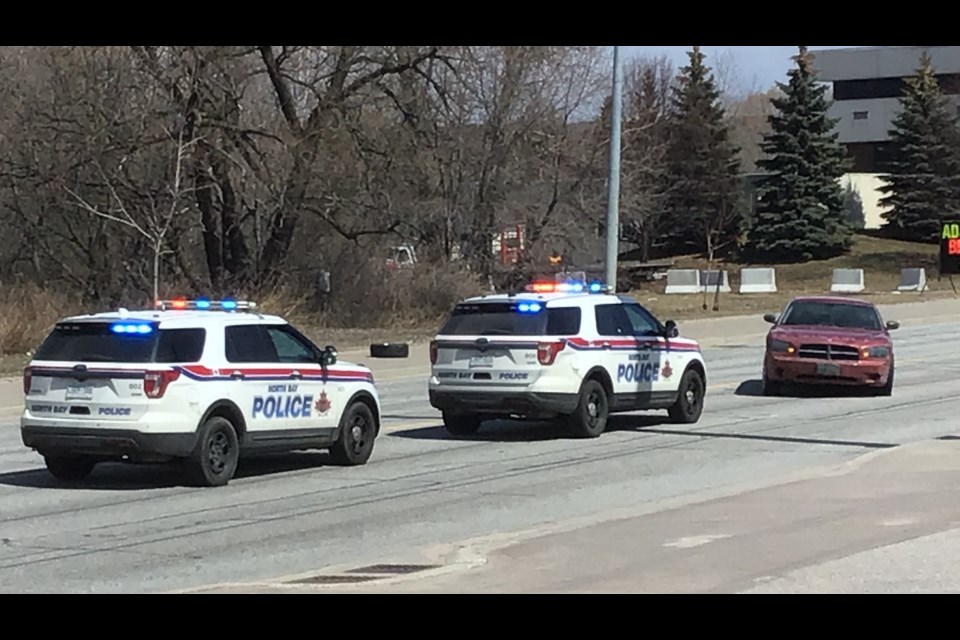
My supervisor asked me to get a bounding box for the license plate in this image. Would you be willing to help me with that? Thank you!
[469,355,494,368]
[815,362,840,377]
[65,384,94,400]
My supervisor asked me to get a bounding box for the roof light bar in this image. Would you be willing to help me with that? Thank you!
[523,280,611,294]
[154,298,257,312]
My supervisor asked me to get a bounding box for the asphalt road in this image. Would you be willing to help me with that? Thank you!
[1,317,958,593]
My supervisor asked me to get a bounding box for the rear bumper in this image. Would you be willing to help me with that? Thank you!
[21,425,198,460]
[428,389,579,418]
[765,354,891,386]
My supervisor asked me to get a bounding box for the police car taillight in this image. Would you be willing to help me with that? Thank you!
[537,341,565,365]
[429,340,439,364]
[23,367,32,395]
[144,369,181,398]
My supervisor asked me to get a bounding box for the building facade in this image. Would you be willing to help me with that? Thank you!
[812,46,960,228]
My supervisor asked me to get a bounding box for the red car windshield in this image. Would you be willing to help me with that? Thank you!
[781,301,882,331]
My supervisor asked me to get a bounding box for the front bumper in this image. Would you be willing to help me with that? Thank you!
[21,425,198,461]
[765,354,891,386]
[428,388,579,419]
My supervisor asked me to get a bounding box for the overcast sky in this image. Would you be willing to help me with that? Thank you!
[622,46,865,94]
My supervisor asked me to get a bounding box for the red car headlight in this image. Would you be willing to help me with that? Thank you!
[769,338,795,354]
[861,346,891,359]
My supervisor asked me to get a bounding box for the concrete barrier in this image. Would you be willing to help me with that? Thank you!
[664,269,700,294]
[897,268,927,292]
[739,268,777,294]
[699,270,731,293]
[830,268,865,293]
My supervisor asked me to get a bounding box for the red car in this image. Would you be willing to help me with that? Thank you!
[761,296,899,396]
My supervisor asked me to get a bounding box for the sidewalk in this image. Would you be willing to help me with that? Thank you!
[190,438,960,593]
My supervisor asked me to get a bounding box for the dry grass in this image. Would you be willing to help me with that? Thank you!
[631,233,949,321]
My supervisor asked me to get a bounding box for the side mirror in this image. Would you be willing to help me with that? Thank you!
[320,345,338,366]
[886,320,899,331]
[663,320,679,339]
[763,313,778,324]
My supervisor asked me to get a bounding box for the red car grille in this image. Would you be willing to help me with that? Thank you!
[797,343,860,361]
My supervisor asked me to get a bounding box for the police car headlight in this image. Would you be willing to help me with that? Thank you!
[862,346,890,359]
[769,339,795,354]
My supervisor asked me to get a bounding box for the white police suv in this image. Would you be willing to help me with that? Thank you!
[21,298,381,487]
[428,279,707,438]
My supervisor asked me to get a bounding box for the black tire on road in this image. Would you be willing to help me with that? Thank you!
[567,379,609,438]
[762,374,782,396]
[44,455,96,482]
[443,412,482,437]
[668,368,705,424]
[369,343,409,358]
[330,402,377,465]
[186,416,240,487]
[874,358,894,396]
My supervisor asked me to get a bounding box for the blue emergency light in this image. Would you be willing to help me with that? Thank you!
[517,302,542,313]
[110,322,154,335]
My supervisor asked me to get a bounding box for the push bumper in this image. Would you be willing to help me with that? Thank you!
[428,389,579,418]
[765,355,891,386]
[21,425,198,460]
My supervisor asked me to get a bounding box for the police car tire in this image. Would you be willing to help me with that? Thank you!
[330,402,377,465]
[369,342,409,358]
[668,368,705,424]
[186,416,240,487]
[442,412,482,436]
[44,455,96,482]
[567,379,609,439]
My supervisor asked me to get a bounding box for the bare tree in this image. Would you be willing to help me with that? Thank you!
[66,129,198,301]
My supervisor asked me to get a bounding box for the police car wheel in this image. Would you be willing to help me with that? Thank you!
[186,416,240,487]
[369,342,409,358]
[567,379,608,438]
[44,455,96,482]
[330,402,377,465]
[443,412,482,436]
[668,368,704,424]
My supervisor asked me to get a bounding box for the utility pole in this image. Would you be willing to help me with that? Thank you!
[604,45,623,290]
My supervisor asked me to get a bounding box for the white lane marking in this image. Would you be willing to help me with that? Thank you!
[663,534,731,549]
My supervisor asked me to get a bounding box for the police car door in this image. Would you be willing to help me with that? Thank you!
[223,324,329,441]
[594,303,663,409]
[621,303,676,399]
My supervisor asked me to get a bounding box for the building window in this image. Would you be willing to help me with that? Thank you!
[853,111,869,120]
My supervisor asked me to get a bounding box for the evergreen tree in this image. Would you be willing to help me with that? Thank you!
[743,46,853,262]
[878,51,960,242]
[662,46,744,261]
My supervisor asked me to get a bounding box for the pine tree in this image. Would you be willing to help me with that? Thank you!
[662,46,744,261]
[878,51,960,242]
[742,46,853,263]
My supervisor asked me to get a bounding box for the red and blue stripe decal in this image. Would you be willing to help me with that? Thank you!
[176,365,374,383]
[563,337,701,353]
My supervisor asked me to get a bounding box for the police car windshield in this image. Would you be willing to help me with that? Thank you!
[33,322,206,363]
[440,302,580,336]
[781,301,882,331]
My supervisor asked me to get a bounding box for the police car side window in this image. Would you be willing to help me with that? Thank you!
[595,305,632,336]
[623,304,660,337]
[265,326,318,364]
[545,308,581,335]
[225,325,279,363]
